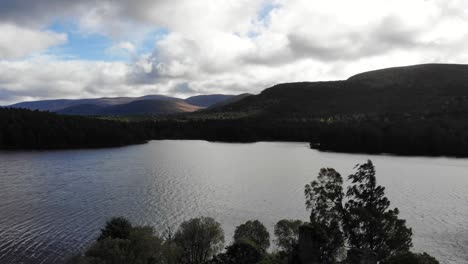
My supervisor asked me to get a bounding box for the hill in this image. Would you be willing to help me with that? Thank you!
[184,94,236,107]
[208,93,253,109]
[348,63,468,89]
[154,63,468,156]
[9,95,180,112]
[57,104,105,115]
[96,99,201,116]
[9,94,239,116]
[204,63,468,119]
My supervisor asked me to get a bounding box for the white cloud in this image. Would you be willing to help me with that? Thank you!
[2,0,468,104]
[0,57,129,104]
[0,24,67,59]
[106,41,137,58]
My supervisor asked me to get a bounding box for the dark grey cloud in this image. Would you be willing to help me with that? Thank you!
[171,82,195,94]
[0,84,61,104]
[288,16,422,62]
[0,0,173,31]
[0,88,18,103]
[0,0,91,26]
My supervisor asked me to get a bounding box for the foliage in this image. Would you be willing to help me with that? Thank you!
[274,219,303,254]
[126,226,165,263]
[174,217,225,264]
[256,254,288,264]
[0,108,150,149]
[69,219,163,264]
[6,103,468,158]
[98,217,133,241]
[160,227,182,264]
[383,252,439,264]
[233,220,270,252]
[83,238,132,264]
[210,241,263,264]
[297,222,343,264]
[344,160,413,261]
[302,161,414,263]
[303,168,345,262]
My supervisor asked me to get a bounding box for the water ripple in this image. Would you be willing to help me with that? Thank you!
[0,141,467,264]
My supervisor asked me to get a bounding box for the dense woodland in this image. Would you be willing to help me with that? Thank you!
[151,113,468,156]
[0,108,150,149]
[3,107,468,157]
[69,161,439,264]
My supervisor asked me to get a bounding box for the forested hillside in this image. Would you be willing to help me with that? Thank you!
[205,64,468,119]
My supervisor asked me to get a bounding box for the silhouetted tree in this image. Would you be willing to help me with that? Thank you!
[274,219,303,254]
[98,217,133,241]
[174,217,224,264]
[70,218,164,264]
[66,162,440,264]
[302,168,345,263]
[344,160,412,262]
[300,161,416,263]
[83,238,132,264]
[161,226,182,264]
[211,241,263,264]
[233,220,270,252]
[126,226,164,263]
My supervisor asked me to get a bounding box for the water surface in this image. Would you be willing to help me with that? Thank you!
[0,140,467,263]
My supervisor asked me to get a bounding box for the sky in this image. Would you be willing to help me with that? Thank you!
[1,0,468,105]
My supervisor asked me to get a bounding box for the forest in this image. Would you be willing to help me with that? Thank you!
[0,108,150,149]
[68,161,439,264]
[3,107,468,157]
[151,113,468,156]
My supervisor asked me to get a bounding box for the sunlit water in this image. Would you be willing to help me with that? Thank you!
[0,140,467,264]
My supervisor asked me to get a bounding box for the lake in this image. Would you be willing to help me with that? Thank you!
[0,140,467,264]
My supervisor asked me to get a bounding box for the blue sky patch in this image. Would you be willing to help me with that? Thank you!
[45,22,169,61]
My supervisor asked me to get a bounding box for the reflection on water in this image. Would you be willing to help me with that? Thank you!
[0,140,467,264]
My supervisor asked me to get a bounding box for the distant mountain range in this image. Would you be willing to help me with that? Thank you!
[10,63,468,118]
[9,94,251,116]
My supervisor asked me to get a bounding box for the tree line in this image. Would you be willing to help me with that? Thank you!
[0,108,151,149]
[68,161,439,264]
[3,107,468,157]
[150,113,468,156]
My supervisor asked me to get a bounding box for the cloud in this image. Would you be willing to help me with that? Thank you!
[171,83,195,94]
[0,57,130,105]
[2,0,468,104]
[0,24,67,59]
[0,0,83,26]
[106,41,137,58]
